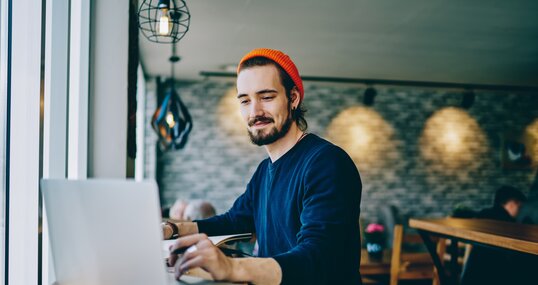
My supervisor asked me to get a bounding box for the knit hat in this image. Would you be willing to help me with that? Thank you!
[237,48,304,102]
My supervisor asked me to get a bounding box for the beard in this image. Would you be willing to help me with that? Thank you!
[247,113,293,146]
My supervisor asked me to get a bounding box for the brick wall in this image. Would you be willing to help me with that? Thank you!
[144,78,538,223]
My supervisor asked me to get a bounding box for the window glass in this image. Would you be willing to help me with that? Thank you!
[0,82,5,285]
[0,0,8,281]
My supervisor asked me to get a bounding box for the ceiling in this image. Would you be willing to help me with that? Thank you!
[139,0,538,87]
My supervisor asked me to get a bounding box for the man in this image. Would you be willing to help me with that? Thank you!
[476,185,526,221]
[460,186,528,285]
[168,199,189,220]
[165,48,362,284]
[183,200,217,221]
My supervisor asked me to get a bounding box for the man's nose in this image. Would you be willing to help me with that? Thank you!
[249,100,264,117]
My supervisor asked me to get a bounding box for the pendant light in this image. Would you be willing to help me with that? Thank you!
[138,0,190,44]
[151,44,192,150]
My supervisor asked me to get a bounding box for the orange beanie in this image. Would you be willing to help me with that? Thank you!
[237,48,304,102]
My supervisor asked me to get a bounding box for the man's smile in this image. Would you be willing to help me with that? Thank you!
[249,116,274,128]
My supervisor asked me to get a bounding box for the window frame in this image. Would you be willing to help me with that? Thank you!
[3,0,90,284]
[6,0,43,284]
[0,0,9,282]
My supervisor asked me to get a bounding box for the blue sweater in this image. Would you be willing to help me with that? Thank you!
[197,134,362,284]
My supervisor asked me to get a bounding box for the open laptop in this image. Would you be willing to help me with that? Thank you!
[41,179,232,285]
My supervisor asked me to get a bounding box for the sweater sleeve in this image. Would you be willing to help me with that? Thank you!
[272,146,362,285]
[196,182,257,236]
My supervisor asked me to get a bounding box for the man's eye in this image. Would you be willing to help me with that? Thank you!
[262,96,274,100]
[240,100,249,105]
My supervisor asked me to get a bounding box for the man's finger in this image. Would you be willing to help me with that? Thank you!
[168,252,178,267]
[174,255,204,280]
[178,255,205,275]
[197,238,213,249]
[168,233,208,265]
[170,233,208,253]
[177,245,200,266]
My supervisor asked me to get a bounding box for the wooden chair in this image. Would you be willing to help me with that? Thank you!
[431,238,446,285]
[390,224,436,285]
[432,238,472,285]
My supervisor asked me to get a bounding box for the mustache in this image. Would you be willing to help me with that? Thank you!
[248,116,274,127]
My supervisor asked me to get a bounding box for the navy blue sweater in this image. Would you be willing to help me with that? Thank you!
[197,134,362,284]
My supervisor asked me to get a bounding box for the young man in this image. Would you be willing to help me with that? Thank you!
[166,48,362,284]
[476,185,526,221]
[460,186,528,285]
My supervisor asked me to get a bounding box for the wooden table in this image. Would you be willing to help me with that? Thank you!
[409,218,538,285]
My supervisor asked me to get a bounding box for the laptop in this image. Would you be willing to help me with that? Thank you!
[41,179,232,285]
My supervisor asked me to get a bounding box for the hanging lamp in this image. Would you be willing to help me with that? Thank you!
[151,44,193,150]
[138,0,190,44]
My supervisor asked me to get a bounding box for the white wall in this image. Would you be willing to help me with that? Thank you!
[135,65,147,181]
[88,0,130,178]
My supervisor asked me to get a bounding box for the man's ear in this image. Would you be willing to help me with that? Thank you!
[290,87,300,109]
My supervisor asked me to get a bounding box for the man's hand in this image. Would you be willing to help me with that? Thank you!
[162,221,199,240]
[168,233,282,284]
[168,233,234,281]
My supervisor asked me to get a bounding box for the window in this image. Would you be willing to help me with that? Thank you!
[1,0,9,281]
[0,0,92,283]
[3,0,42,284]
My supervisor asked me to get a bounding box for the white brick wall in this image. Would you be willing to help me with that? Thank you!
[145,79,538,223]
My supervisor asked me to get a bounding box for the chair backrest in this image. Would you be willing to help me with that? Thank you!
[436,238,472,265]
[432,238,472,285]
[390,224,404,285]
[432,238,447,285]
[390,224,436,285]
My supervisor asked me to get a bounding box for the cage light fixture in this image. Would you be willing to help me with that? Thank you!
[138,0,191,44]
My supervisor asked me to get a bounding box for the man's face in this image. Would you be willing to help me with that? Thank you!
[504,199,522,218]
[236,65,293,146]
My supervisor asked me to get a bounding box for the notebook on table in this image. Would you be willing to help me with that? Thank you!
[163,233,253,260]
[41,178,235,285]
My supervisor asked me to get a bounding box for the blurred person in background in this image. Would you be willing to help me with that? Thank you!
[162,199,189,221]
[460,185,531,285]
[183,199,217,221]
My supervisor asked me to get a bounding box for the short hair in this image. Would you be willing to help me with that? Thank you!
[183,200,216,221]
[238,56,308,131]
[493,186,526,207]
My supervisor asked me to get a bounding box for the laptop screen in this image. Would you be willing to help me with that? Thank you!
[41,179,169,285]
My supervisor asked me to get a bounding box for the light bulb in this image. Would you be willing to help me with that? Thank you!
[156,8,171,36]
[166,112,176,128]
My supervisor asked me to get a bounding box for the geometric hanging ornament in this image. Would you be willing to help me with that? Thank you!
[151,81,193,150]
[138,0,191,44]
